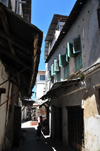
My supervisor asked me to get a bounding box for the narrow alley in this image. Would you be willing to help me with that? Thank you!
[11,121,71,151]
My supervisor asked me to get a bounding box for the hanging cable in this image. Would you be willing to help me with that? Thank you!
[0,66,30,86]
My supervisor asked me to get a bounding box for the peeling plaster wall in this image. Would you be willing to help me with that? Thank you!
[50,68,100,150]
[0,61,12,151]
[6,84,19,148]
[84,68,100,151]
[51,88,85,146]
[84,96,100,151]
[0,60,19,150]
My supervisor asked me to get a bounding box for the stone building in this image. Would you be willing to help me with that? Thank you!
[40,0,100,150]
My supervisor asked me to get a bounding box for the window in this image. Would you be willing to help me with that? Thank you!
[54,59,59,72]
[57,71,61,82]
[40,75,45,80]
[59,54,67,67]
[66,42,75,60]
[48,71,51,80]
[73,36,81,54]
[64,65,69,79]
[66,36,81,60]
[51,76,54,87]
[75,53,82,72]
[51,64,56,76]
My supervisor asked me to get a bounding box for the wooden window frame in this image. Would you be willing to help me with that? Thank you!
[64,64,69,79]
[73,36,81,54]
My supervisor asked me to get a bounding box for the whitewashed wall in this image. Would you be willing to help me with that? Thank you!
[36,71,45,100]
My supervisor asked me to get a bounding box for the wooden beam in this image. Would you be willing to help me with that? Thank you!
[7,65,31,81]
[0,30,31,54]
[16,48,32,63]
[0,46,29,68]
[28,33,40,95]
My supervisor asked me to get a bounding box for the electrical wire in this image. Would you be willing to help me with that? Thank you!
[0,66,30,86]
[0,84,29,107]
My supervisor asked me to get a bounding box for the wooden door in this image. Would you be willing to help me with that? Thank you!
[13,106,21,147]
[53,107,62,141]
[68,107,84,151]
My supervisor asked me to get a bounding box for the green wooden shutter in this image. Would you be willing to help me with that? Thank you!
[51,64,53,76]
[59,54,67,67]
[51,76,54,87]
[48,71,51,80]
[64,65,69,79]
[75,53,82,72]
[51,64,56,76]
[54,59,59,72]
[73,36,81,54]
[57,71,61,82]
[67,42,74,58]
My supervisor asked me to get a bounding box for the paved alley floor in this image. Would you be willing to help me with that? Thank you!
[11,121,72,151]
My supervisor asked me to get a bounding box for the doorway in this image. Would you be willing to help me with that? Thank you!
[68,106,84,151]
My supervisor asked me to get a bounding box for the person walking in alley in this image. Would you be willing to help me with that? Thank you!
[36,123,41,140]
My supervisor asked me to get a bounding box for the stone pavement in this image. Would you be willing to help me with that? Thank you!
[11,121,72,151]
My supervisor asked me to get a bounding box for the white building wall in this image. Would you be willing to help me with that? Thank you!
[46,0,100,150]
[36,71,46,100]
[36,83,45,100]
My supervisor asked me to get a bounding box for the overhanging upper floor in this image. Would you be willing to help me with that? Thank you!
[0,2,43,98]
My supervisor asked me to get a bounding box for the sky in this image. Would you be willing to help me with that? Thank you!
[31,0,76,100]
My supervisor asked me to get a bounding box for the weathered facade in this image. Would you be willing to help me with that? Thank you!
[0,1,43,151]
[41,0,100,151]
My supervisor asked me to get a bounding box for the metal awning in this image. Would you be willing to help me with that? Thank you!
[0,3,43,98]
[39,100,50,108]
[39,79,80,100]
[22,99,35,106]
